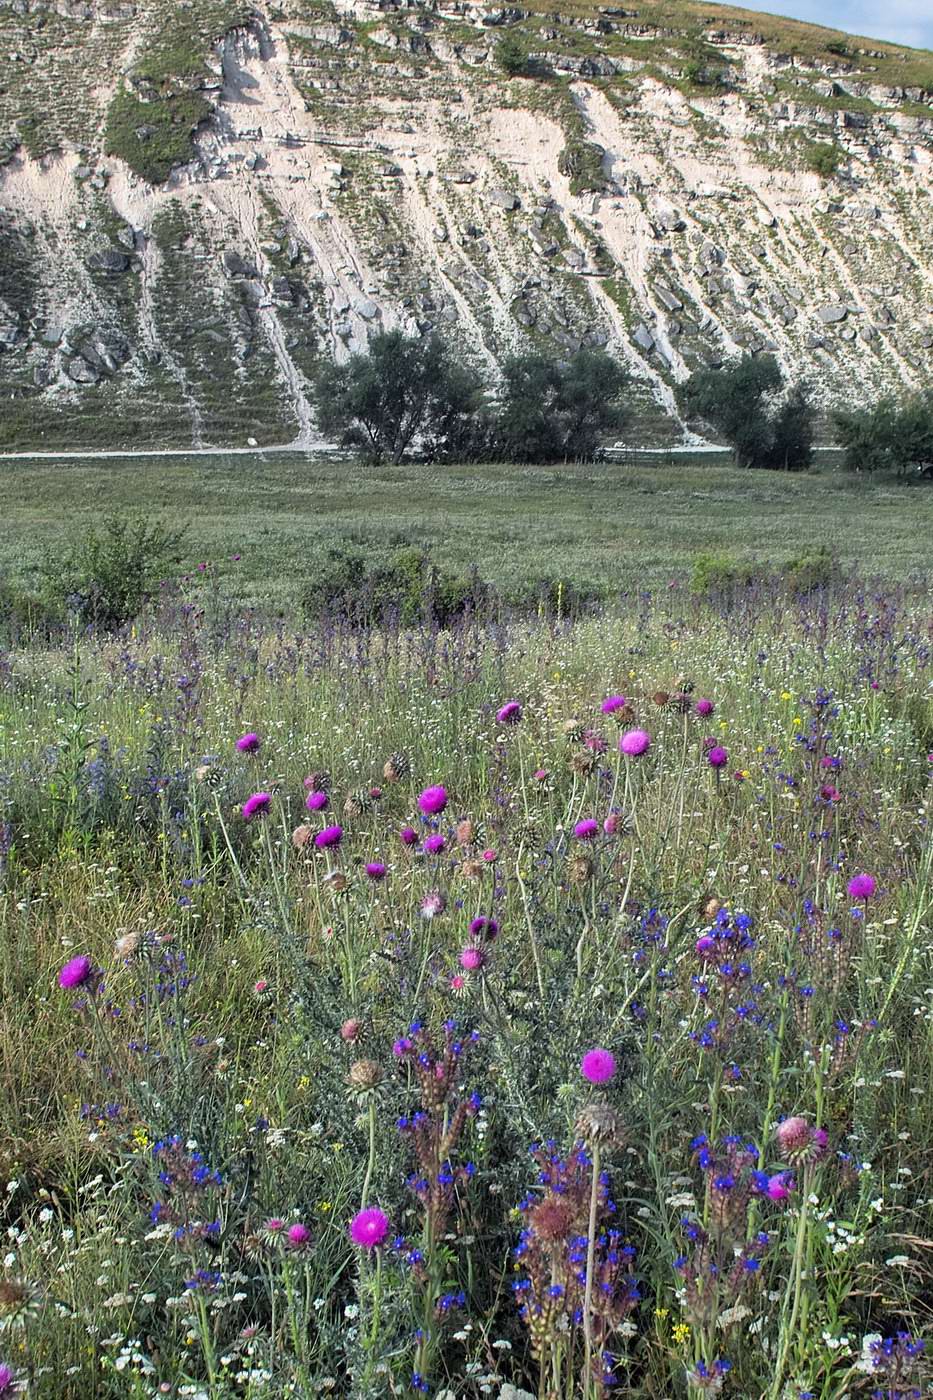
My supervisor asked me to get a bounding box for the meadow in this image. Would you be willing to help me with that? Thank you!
[0,453,932,606]
[0,555,930,1399]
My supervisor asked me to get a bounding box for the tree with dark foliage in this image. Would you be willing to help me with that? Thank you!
[311,331,485,464]
[680,355,813,471]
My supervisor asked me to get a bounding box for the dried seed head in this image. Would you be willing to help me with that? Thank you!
[567,853,593,885]
[383,751,410,783]
[562,718,585,742]
[114,931,141,959]
[570,750,596,776]
[575,1102,625,1146]
[652,690,670,708]
[348,1059,383,1091]
[323,869,348,894]
[292,824,313,849]
[455,819,475,846]
[459,859,484,880]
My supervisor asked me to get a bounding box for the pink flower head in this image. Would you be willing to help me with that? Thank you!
[0,1366,15,1395]
[766,1173,793,1202]
[819,783,841,803]
[695,934,716,958]
[482,848,497,863]
[242,792,272,821]
[315,824,343,849]
[393,1037,413,1057]
[469,915,499,940]
[365,861,387,881]
[236,732,260,753]
[581,1047,616,1084]
[418,785,448,816]
[847,873,875,901]
[305,790,329,812]
[286,1222,311,1248]
[496,700,523,725]
[459,945,486,972]
[619,728,651,757]
[603,813,621,835]
[574,818,600,841]
[254,979,268,993]
[601,695,626,715]
[369,785,382,801]
[424,833,446,855]
[349,1207,390,1249]
[400,825,419,846]
[775,1115,828,1165]
[707,745,728,769]
[533,768,549,782]
[341,1018,362,1042]
[263,1217,285,1233]
[449,973,466,993]
[420,890,447,919]
[694,698,714,717]
[58,954,92,990]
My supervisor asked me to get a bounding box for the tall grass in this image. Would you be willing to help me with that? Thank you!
[0,579,930,1397]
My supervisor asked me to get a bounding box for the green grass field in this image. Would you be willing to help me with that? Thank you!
[1,453,931,606]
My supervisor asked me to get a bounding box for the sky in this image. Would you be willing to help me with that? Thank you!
[713,0,933,50]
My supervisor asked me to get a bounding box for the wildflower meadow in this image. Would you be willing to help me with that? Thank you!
[0,577,930,1400]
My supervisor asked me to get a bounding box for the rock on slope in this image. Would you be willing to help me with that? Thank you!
[0,0,931,448]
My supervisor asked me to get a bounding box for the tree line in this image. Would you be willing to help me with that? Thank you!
[310,329,933,476]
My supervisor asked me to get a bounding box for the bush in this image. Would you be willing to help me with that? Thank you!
[41,516,187,630]
[805,142,843,178]
[557,140,607,196]
[300,542,490,626]
[690,552,757,595]
[680,355,813,471]
[495,32,529,76]
[782,545,841,592]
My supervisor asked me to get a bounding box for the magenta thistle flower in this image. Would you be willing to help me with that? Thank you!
[286,1222,311,1248]
[496,700,523,725]
[581,1047,616,1084]
[766,1174,793,1203]
[349,1207,390,1249]
[574,818,600,841]
[482,847,497,862]
[707,745,728,769]
[695,934,716,958]
[694,698,714,717]
[601,695,626,714]
[418,784,448,816]
[393,1037,413,1057]
[533,767,548,782]
[603,812,621,835]
[459,945,486,971]
[619,728,651,757]
[314,824,343,849]
[242,792,272,821]
[469,915,499,940]
[424,833,446,855]
[264,1217,285,1234]
[400,825,419,846]
[305,790,329,812]
[365,861,387,881]
[0,1365,17,1397]
[236,732,260,753]
[847,873,875,901]
[58,955,92,990]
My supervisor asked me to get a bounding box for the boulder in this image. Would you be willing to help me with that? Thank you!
[633,323,654,351]
[223,250,258,278]
[88,248,129,275]
[355,299,380,320]
[655,284,682,313]
[816,305,847,324]
[488,188,519,210]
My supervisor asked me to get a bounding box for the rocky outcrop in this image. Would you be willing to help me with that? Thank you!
[0,1,930,447]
